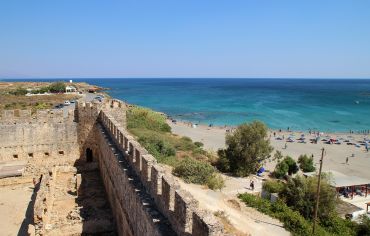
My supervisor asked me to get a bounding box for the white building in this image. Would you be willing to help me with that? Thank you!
[65,85,77,93]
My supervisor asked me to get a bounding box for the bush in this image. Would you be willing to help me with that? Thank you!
[298,154,316,172]
[138,135,176,158]
[216,149,231,172]
[280,175,337,222]
[31,86,49,94]
[127,106,171,132]
[274,156,298,178]
[239,193,331,236]
[273,150,284,162]
[173,158,215,184]
[33,102,50,110]
[357,214,370,236]
[262,180,284,194]
[9,87,28,96]
[48,82,66,93]
[194,141,204,148]
[206,173,225,190]
[284,156,299,175]
[274,161,289,179]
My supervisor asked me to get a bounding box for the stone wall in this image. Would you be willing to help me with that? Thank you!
[0,109,78,161]
[92,102,225,236]
[8,98,225,236]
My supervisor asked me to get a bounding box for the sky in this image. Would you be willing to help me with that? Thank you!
[0,1,370,79]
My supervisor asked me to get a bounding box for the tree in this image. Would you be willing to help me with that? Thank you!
[273,150,284,162]
[284,156,299,175]
[274,161,289,179]
[273,156,298,178]
[217,121,273,176]
[280,175,337,221]
[48,82,66,93]
[298,154,316,172]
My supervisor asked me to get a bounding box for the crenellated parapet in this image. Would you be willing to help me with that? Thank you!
[98,105,225,236]
[0,109,75,124]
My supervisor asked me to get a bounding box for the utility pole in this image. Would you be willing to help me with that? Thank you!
[312,148,325,235]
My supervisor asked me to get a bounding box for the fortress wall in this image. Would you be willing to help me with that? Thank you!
[98,107,225,236]
[0,109,78,161]
[94,122,174,236]
[75,102,102,161]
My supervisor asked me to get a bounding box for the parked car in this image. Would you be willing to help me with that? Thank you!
[94,96,103,102]
[55,104,64,109]
[70,100,76,103]
[64,100,71,106]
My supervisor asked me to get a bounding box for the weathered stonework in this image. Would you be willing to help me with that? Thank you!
[1,98,225,236]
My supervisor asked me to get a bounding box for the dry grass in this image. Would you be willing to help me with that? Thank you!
[0,94,80,113]
[214,211,250,236]
[227,199,241,210]
[0,81,90,113]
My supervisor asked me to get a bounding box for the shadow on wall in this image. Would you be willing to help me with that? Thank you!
[73,158,117,235]
[18,181,40,236]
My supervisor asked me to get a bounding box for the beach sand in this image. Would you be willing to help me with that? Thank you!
[168,120,370,235]
[168,120,370,180]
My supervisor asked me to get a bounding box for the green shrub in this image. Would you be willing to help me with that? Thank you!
[284,156,299,175]
[127,106,171,132]
[138,134,176,158]
[356,214,370,236]
[206,173,225,190]
[273,150,284,161]
[173,158,215,184]
[9,87,28,96]
[239,193,333,236]
[274,161,289,179]
[33,102,50,110]
[274,156,299,178]
[31,86,49,94]
[216,149,231,172]
[262,180,284,194]
[175,136,196,151]
[48,82,66,93]
[298,154,316,172]
[194,141,204,147]
[320,213,357,236]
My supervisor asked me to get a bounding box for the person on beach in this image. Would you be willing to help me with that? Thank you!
[250,180,255,191]
[284,142,287,149]
[33,178,37,188]
[273,132,276,137]
[346,157,349,165]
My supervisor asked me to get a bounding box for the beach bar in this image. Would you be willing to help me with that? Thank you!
[304,170,370,199]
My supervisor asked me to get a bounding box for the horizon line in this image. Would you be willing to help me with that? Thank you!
[2,77,370,80]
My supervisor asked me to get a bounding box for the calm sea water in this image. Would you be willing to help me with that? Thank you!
[3,78,370,132]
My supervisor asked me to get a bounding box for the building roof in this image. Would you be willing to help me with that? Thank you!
[304,170,370,188]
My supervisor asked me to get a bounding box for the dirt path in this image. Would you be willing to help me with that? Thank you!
[177,176,290,236]
[0,183,35,236]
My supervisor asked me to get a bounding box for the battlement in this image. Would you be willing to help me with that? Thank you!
[0,109,75,124]
[98,107,225,236]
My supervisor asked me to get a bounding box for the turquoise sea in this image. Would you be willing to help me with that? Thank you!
[4,78,370,133]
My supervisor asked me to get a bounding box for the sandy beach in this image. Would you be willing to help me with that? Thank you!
[168,120,370,235]
[168,120,370,180]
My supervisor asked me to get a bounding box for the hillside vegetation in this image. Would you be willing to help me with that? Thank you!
[126,105,224,189]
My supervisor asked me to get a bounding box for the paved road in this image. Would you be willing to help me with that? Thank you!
[57,93,102,117]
